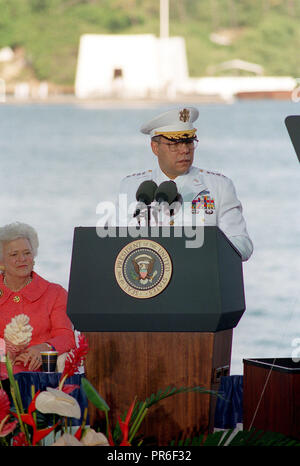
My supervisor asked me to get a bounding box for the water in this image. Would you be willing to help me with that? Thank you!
[0,99,299,375]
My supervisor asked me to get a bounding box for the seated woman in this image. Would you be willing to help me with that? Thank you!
[0,222,76,379]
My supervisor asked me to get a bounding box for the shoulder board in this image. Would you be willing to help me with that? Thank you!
[125,169,152,179]
[198,168,227,178]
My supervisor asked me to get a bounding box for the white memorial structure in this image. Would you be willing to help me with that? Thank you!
[75,34,189,99]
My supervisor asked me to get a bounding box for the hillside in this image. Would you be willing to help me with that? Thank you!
[0,0,300,87]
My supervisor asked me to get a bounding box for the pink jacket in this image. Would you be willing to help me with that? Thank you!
[0,271,75,378]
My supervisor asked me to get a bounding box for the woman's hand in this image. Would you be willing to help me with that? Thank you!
[4,339,28,364]
[13,343,50,371]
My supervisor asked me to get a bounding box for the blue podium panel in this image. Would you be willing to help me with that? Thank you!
[214,375,243,429]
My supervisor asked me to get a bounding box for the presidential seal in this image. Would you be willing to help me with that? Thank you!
[114,239,172,299]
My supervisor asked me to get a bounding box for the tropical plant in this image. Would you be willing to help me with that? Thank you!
[2,332,298,447]
[170,428,300,447]
[0,334,90,446]
[81,378,216,446]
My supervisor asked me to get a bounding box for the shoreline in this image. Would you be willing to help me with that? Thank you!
[0,92,295,107]
[0,93,227,107]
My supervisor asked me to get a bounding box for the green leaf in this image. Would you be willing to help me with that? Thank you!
[171,427,300,447]
[81,377,110,412]
[191,435,204,446]
[202,430,225,446]
[5,355,24,414]
[217,428,234,446]
[144,385,217,409]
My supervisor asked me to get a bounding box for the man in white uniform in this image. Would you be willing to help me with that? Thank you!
[117,107,253,261]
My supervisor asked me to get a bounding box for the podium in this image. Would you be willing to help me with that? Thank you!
[67,226,245,445]
[285,115,300,162]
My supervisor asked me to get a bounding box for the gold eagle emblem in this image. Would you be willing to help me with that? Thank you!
[179,108,190,122]
[132,254,157,285]
[114,240,172,299]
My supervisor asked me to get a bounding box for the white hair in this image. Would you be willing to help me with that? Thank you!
[0,222,39,261]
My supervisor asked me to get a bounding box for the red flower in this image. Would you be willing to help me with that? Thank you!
[118,399,135,446]
[106,399,136,446]
[0,389,10,420]
[11,391,60,446]
[107,421,115,446]
[61,384,80,394]
[13,432,29,446]
[0,389,18,437]
[59,334,89,388]
[74,425,83,440]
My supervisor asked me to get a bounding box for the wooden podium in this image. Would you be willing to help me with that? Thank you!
[243,358,300,440]
[67,226,245,445]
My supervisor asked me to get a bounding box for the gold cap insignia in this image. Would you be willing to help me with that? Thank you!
[179,108,190,123]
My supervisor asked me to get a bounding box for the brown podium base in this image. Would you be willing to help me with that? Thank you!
[83,330,232,446]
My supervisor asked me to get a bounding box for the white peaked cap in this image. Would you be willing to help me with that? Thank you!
[140,107,199,140]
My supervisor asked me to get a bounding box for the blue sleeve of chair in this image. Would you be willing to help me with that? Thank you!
[214,375,243,429]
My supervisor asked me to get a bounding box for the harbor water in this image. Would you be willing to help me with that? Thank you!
[0,98,299,375]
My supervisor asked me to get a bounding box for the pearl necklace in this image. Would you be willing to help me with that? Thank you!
[3,275,33,292]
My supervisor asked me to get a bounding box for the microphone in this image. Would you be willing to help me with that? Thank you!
[154,181,178,204]
[133,180,158,217]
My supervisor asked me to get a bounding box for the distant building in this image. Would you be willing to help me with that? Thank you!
[75,34,189,99]
[207,59,264,76]
[0,47,14,62]
[74,33,297,101]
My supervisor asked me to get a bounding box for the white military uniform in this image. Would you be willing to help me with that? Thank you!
[116,164,253,261]
[115,106,253,261]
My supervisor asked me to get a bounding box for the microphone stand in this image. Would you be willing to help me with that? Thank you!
[133,206,150,226]
[147,205,151,226]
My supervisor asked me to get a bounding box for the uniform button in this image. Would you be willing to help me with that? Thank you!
[0,289,3,298]
[13,296,21,303]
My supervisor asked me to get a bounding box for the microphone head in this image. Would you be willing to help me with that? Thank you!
[136,180,158,205]
[154,181,178,204]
